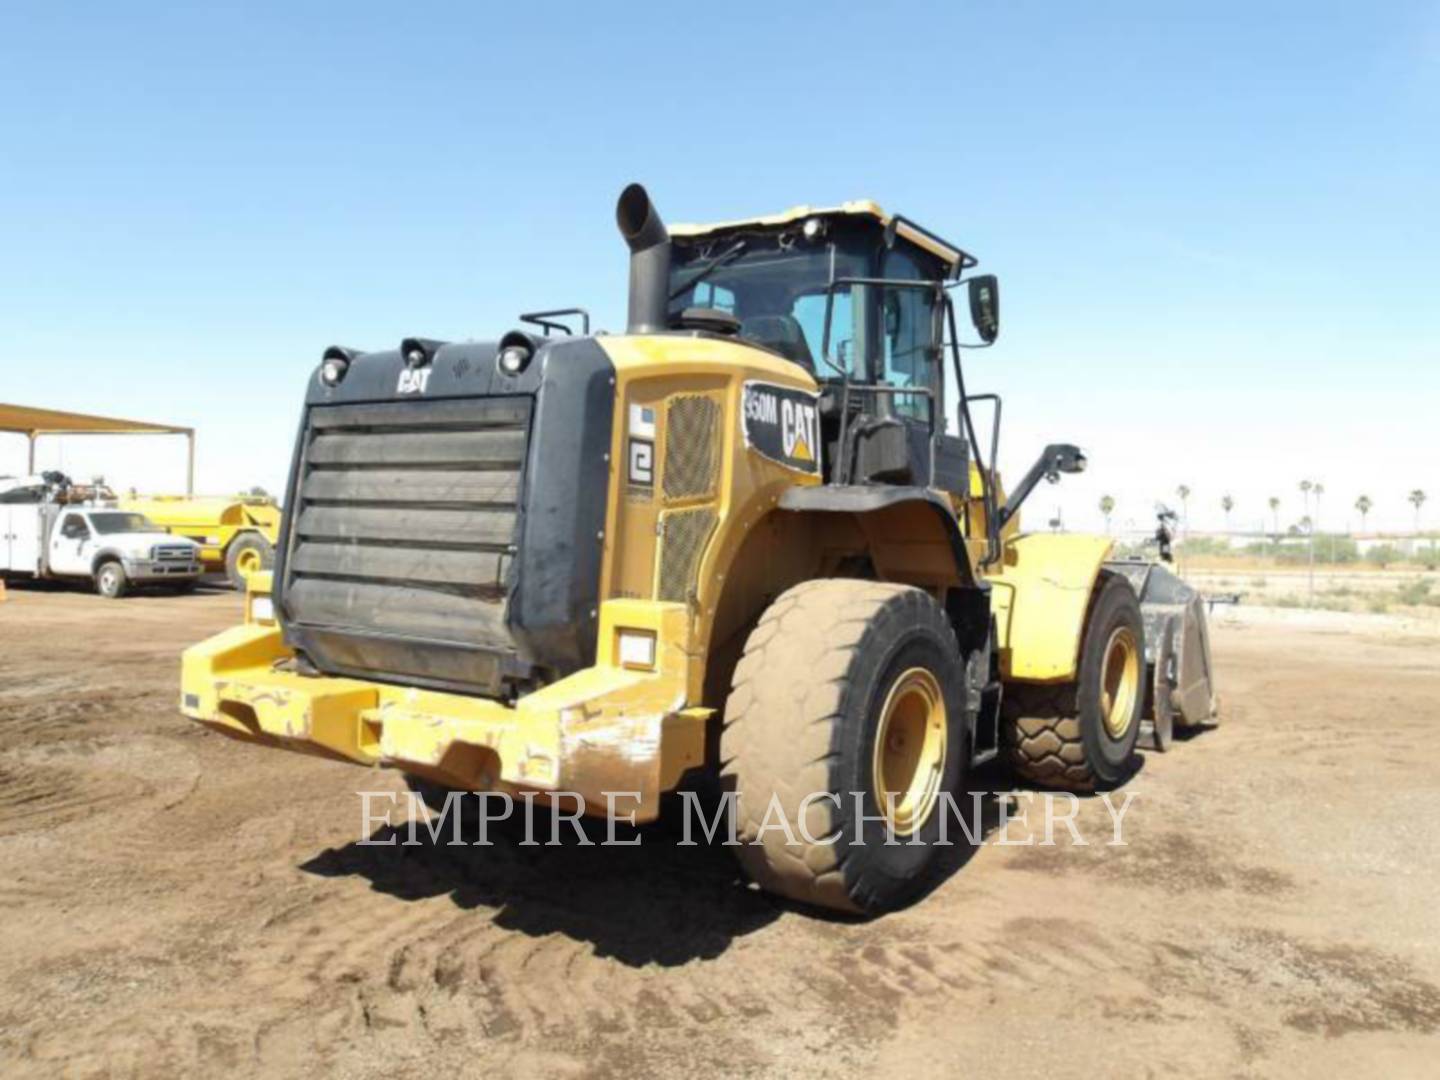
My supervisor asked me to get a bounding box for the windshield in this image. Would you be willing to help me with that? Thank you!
[668,232,869,374]
[666,226,942,403]
[89,512,157,535]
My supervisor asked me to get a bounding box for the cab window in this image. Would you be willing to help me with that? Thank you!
[61,514,90,540]
[691,282,735,313]
[878,247,940,422]
[792,291,859,376]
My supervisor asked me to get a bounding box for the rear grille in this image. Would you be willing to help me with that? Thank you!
[281,396,531,694]
[663,394,720,501]
[657,507,717,603]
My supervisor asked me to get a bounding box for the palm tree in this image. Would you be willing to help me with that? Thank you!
[1220,494,1234,532]
[1099,495,1115,534]
[1355,495,1372,532]
[1176,485,1191,532]
[1299,479,1313,518]
[1268,496,1281,537]
[1411,489,1428,533]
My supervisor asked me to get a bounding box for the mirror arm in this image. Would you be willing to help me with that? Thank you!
[996,444,1088,531]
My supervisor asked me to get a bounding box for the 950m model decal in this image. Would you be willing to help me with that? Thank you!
[742,381,821,475]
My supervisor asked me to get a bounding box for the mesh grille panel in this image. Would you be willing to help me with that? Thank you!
[663,395,720,501]
[657,507,717,602]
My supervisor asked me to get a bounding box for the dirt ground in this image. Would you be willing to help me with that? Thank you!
[2,584,1439,1078]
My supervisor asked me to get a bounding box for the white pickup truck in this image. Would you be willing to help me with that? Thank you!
[1,477,203,598]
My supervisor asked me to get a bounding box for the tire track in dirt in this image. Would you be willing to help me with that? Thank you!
[5,592,1440,1077]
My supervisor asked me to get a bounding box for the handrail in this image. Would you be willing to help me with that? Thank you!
[519,308,591,336]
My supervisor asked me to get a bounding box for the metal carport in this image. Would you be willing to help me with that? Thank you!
[0,403,195,495]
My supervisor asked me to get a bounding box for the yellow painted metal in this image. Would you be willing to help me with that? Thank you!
[1099,626,1140,738]
[597,334,823,703]
[182,325,1120,819]
[243,571,275,626]
[983,532,1115,682]
[121,495,280,572]
[871,667,948,836]
[181,595,709,822]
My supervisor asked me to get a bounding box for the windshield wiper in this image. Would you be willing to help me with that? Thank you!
[667,239,748,302]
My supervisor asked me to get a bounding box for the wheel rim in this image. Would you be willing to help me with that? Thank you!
[1099,626,1141,739]
[871,667,948,836]
[100,567,117,593]
[236,547,261,578]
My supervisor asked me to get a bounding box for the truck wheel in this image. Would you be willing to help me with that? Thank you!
[226,533,274,590]
[1004,573,1143,791]
[720,580,967,915]
[94,560,129,599]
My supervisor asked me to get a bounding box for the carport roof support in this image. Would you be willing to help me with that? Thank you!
[0,403,195,495]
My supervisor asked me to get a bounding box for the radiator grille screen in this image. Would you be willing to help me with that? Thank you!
[657,507,717,603]
[663,395,720,501]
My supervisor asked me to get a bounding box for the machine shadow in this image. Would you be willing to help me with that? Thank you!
[1168,723,1218,746]
[300,797,781,967]
[298,776,1016,959]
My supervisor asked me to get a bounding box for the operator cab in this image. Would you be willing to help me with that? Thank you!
[665,203,994,493]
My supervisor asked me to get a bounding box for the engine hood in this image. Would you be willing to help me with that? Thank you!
[105,532,201,552]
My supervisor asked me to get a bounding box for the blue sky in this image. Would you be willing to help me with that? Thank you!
[2,2,1437,534]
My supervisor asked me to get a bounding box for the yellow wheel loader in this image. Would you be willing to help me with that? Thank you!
[122,494,279,588]
[181,184,1217,914]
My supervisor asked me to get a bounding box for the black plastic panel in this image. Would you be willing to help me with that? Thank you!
[273,336,615,696]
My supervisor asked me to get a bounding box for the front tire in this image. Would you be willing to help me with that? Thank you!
[94,560,128,599]
[720,580,967,915]
[1004,573,1144,791]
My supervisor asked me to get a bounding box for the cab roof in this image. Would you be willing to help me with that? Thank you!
[669,201,976,276]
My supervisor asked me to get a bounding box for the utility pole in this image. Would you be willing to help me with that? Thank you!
[1307,480,1319,610]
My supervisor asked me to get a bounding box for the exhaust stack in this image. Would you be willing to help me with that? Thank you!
[616,183,671,334]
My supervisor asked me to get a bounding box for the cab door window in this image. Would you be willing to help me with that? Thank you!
[61,514,90,540]
[792,290,859,376]
[878,248,940,422]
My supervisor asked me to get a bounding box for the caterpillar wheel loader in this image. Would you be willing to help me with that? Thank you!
[181,184,1217,915]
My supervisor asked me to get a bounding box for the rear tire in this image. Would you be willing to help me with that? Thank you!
[719,580,967,915]
[225,533,274,591]
[1004,573,1144,791]
[94,560,128,599]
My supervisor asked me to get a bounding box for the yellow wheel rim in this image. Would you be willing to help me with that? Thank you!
[1099,626,1141,739]
[236,547,262,578]
[871,667,948,836]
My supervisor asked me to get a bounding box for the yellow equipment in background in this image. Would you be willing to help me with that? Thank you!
[122,495,278,588]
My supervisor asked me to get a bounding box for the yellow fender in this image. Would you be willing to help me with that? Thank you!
[984,532,1116,683]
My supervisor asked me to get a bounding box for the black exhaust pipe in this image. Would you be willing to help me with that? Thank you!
[616,182,670,334]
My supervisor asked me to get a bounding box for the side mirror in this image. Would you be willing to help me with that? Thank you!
[967,274,1000,344]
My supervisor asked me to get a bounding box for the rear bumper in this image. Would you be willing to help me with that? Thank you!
[179,601,709,821]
